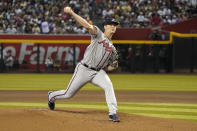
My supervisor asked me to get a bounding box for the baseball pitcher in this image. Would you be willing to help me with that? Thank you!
[48,6,120,122]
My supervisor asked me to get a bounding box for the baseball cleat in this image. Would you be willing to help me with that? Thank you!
[109,114,120,122]
[48,91,55,110]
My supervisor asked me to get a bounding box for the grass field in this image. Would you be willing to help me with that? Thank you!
[0,74,197,122]
[0,73,197,91]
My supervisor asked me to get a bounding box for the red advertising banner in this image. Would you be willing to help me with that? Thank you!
[2,43,88,70]
[0,34,90,70]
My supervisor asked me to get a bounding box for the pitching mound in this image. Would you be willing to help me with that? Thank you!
[0,108,197,131]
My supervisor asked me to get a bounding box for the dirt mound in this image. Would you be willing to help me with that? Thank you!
[1,90,197,131]
[0,108,197,131]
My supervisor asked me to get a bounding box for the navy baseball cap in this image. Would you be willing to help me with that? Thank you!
[103,18,119,26]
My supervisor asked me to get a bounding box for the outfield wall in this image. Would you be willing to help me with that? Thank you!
[0,31,196,73]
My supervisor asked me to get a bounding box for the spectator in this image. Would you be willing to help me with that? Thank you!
[25,24,32,34]
[53,56,61,71]
[125,47,133,71]
[16,23,25,33]
[45,57,53,72]
[187,0,197,7]
[32,24,41,34]
[41,18,50,34]
[137,12,147,27]
[13,57,19,70]
[65,48,74,66]
[119,46,133,71]
[0,0,194,32]
[0,23,3,33]
[6,25,17,34]
[4,53,14,71]
[150,29,162,40]
[0,49,8,70]
[151,13,161,26]
[2,50,8,59]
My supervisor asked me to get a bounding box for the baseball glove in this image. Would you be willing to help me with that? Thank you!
[108,49,119,67]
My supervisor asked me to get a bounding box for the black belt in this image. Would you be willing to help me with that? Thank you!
[83,63,101,71]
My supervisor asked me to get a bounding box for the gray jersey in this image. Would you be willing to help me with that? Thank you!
[81,26,116,69]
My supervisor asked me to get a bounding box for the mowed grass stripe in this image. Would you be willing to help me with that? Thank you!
[128,113,197,121]
[119,103,197,109]
[0,102,197,121]
[1,102,197,113]
[120,108,197,116]
[0,74,197,91]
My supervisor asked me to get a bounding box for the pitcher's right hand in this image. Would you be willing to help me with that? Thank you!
[64,7,73,14]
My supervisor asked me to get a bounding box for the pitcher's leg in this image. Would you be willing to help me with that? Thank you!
[91,70,118,115]
[49,63,89,102]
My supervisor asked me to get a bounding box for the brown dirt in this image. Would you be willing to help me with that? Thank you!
[0,90,197,131]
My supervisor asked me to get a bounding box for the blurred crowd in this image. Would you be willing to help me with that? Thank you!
[0,0,196,34]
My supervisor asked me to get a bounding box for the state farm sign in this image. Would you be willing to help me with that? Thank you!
[1,43,88,69]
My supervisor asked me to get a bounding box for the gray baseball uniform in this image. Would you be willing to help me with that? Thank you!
[49,26,118,115]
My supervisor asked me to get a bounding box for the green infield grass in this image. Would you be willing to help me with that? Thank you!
[0,102,197,122]
[0,74,197,91]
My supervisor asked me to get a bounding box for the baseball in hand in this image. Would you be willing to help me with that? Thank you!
[64,7,72,14]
